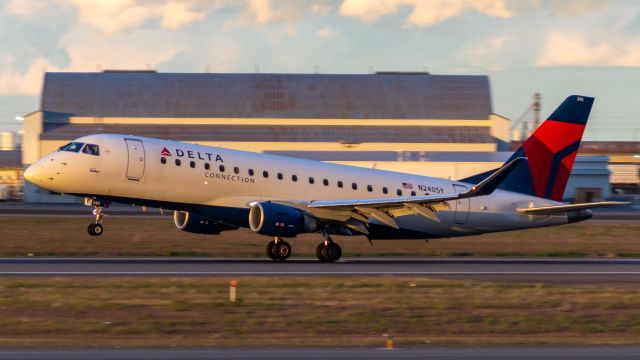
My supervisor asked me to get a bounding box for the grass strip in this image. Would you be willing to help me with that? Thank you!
[0,276,639,347]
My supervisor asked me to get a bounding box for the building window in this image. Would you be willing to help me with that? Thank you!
[248,169,254,176]
[175,159,181,166]
[352,183,357,190]
[204,163,210,170]
[323,179,329,186]
[263,170,269,178]
[309,177,315,184]
[292,175,298,182]
[234,167,239,174]
[337,181,343,188]
[382,187,388,194]
[161,157,166,164]
[219,165,225,172]
[397,189,402,196]
[367,185,373,192]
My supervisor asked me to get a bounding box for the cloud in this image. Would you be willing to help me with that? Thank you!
[537,32,640,67]
[311,3,333,16]
[0,57,57,96]
[317,25,339,38]
[339,0,513,26]
[64,0,220,34]
[160,1,207,29]
[4,0,50,19]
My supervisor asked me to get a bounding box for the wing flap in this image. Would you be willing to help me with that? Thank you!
[516,201,629,215]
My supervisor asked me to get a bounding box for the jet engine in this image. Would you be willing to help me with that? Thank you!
[173,211,237,235]
[249,202,317,237]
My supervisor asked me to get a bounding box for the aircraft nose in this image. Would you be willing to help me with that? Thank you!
[24,162,42,185]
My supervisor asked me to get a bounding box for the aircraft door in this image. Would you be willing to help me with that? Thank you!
[125,139,145,180]
[453,184,469,224]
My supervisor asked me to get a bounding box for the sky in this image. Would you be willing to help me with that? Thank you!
[0,0,639,141]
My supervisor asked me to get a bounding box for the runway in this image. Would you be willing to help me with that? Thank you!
[0,347,638,360]
[1,257,640,282]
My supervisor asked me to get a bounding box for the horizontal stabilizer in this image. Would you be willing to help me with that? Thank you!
[516,201,629,215]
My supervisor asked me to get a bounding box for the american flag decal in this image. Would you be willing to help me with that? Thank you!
[402,182,413,190]
[161,147,172,156]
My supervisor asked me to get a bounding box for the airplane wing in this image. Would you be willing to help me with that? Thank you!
[276,157,525,234]
[516,201,630,215]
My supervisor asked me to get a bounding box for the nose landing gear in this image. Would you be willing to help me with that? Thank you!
[316,234,342,263]
[85,198,108,236]
[266,237,291,261]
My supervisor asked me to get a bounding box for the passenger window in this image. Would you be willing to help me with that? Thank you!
[292,175,298,182]
[309,177,315,184]
[219,165,225,172]
[277,173,283,180]
[161,157,166,164]
[234,167,239,174]
[411,191,416,196]
[175,159,181,166]
[190,161,196,168]
[323,179,329,186]
[204,163,210,170]
[352,183,357,190]
[263,170,269,178]
[337,181,343,188]
[382,187,388,194]
[59,142,84,153]
[367,185,373,192]
[248,169,254,176]
[82,144,100,156]
[397,189,402,196]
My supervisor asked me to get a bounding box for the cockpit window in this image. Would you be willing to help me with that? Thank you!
[82,144,100,156]
[59,142,84,153]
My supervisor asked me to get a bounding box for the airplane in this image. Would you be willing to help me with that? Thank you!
[24,95,627,262]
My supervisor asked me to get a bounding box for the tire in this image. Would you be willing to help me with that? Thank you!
[316,243,327,262]
[266,240,277,260]
[88,223,103,236]
[275,241,291,261]
[326,243,342,262]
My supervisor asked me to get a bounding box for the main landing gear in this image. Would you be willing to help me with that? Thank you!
[316,234,342,263]
[264,233,342,263]
[86,198,108,236]
[266,237,291,261]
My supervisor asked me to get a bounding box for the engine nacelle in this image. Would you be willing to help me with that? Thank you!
[249,202,317,237]
[173,211,237,235]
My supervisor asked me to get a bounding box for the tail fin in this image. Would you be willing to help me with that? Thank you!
[462,95,594,201]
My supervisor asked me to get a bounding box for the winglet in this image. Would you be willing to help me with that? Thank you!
[465,157,526,197]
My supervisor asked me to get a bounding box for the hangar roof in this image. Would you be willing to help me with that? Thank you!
[41,72,492,120]
[40,124,494,143]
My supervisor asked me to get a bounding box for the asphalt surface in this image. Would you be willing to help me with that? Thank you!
[1,258,640,283]
[0,348,638,359]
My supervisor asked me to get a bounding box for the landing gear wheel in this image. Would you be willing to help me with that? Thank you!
[316,243,325,261]
[316,237,342,263]
[325,242,342,263]
[266,240,277,260]
[87,198,108,237]
[274,241,291,261]
[87,223,103,236]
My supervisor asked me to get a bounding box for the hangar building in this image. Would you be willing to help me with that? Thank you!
[22,71,511,203]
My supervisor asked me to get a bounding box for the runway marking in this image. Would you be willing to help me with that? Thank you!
[2,271,640,275]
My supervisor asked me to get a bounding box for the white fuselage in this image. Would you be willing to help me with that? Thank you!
[25,134,569,239]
